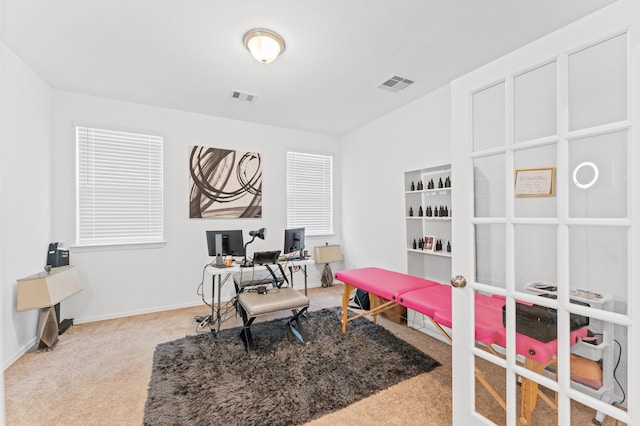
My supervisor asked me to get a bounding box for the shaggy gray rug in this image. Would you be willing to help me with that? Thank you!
[144,307,440,426]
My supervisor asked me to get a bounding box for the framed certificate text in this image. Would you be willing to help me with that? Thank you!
[514,167,555,197]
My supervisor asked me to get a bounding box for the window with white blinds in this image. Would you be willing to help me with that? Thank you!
[76,126,164,246]
[286,151,333,236]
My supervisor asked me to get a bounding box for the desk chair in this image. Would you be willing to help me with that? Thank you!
[233,263,310,353]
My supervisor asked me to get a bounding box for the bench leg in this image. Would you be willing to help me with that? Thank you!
[288,307,309,344]
[238,308,256,352]
[239,327,255,352]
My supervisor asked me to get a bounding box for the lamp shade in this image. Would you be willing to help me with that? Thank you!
[17,266,82,311]
[313,245,343,264]
[243,29,285,64]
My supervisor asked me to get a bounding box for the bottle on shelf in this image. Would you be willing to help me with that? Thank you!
[413,239,417,249]
[438,177,443,188]
[411,181,415,191]
[418,206,423,217]
[409,206,414,217]
[447,241,451,252]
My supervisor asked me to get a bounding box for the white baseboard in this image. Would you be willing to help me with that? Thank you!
[3,336,37,371]
[75,282,323,324]
[4,281,324,370]
[73,300,206,324]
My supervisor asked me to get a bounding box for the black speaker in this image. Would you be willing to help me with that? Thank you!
[46,242,69,267]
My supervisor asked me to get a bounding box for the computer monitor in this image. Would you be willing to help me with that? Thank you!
[206,230,244,257]
[283,227,305,257]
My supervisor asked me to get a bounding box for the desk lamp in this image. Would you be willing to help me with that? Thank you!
[314,244,343,287]
[243,227,266,266]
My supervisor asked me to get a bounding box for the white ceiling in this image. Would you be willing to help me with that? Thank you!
[2,0,617,136]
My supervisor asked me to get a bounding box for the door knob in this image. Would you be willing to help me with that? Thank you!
[451,275,467,288]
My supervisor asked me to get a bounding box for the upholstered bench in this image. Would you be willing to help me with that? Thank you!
[237,287,309,317]
[234,266,310,352]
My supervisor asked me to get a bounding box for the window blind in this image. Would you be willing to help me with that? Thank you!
[286,151,333,236]
[76,126,164,246]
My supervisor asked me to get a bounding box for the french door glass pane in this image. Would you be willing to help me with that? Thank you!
[474,154,505,218]
[569,225,627,315]
[514,61,557,143]
[568,33,627,131]
[472,82,505,152]
[514,225,557,292]
[568,131,627,219]
[475,358,506,424]
[475,223,505,288]
[570,322,628,424]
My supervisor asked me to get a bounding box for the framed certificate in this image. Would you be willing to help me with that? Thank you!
[514,167,555,197]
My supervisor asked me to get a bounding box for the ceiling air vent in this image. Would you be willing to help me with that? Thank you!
[231,90,257,103]
[377,75,415,93]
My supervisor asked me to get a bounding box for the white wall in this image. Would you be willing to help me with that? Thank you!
[340,85,451,273]
[49,91,342,325]
[0,4,6,416]
[0,42,53,367]
[1,79,341,367]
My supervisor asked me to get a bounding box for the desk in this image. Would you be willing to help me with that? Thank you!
[202,258,314,335]
[284,258,314,296]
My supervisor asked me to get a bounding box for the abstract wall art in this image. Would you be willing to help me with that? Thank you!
[189,146,262,218]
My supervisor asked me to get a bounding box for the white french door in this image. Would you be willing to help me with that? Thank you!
[450,1,638,424]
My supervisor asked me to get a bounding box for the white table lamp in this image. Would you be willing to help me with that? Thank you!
[314,244,343,287]
[17,265,82,351]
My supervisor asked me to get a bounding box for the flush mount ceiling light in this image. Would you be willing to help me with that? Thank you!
[243,29,285,64]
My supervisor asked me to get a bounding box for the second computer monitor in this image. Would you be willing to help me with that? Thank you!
[206,230,244,257]
[284,227,305,258]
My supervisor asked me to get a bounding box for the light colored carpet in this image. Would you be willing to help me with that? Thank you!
[4,284,619,425]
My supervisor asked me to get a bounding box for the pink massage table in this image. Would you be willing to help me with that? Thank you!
[335,267,589,425]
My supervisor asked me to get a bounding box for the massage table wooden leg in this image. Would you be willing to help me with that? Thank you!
[341,284,402,332]
[369,293,379,324]
[341,283,354,332]
[519,358,558,425]
[476,366,507,411]
[426,317,508,412]
[428,317,452,344]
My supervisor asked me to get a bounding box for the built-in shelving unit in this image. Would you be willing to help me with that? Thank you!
[404,164,452,282]
[405,165,453,343]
